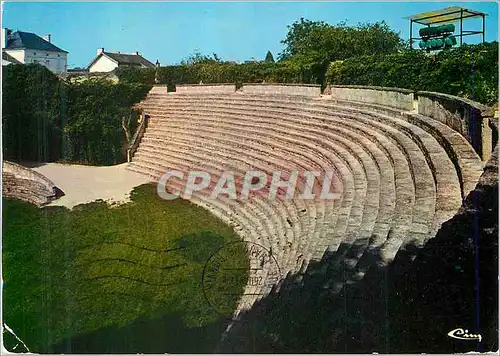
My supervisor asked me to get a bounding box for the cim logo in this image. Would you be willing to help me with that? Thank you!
[447,328,482,342]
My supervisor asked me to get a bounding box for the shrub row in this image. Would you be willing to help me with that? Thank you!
[2,64,151,165]
[3,42,496,166]
[325,42,498,105]
[63,78,151,165]
[116,60,318,87]
[2,64,62,162]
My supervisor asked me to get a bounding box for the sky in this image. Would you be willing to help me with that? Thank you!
[2,1,498,68]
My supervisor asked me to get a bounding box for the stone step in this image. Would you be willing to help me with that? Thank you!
[145,111,395,274]
[142,95,474,210]
[134,142,319,274]
[136,123,358,274]
[142,109,405,282]
[143,115,369,250]
[143,107,419,280]
[132,91,475,302]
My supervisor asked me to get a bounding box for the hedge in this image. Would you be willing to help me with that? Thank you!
[2,64,151,166]
[2,64,63,162]
[325,42,498,105]
[116,60,318,88]
[63,78,151,165]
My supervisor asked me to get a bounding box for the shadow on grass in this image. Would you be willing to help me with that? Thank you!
[50,311,228,354]
[218,157,498,353]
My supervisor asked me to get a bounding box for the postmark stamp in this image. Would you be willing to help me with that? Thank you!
[202,240,281,320]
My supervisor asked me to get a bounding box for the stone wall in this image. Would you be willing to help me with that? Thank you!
[241,83,321,97]
[175,84,236,94]
[2,161,62,206]
[417,91,495,162]
[148,85,168,95]
[329,85,415,110]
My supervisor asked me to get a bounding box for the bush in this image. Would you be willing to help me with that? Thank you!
[325,42,498,105]
[2,64,151,165]
[115,61,316,87]
[2,64,64,162]
[64,78,151,165]
[115,66,156,85]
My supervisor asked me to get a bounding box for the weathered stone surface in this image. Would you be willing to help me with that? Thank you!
[2,161,63,206]
[175,84,236,94]
[329,85,415,110]
[128,87,494,319]
[417,91,493,162]
[241,83,321,97]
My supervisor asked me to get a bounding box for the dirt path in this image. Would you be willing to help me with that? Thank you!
[33,163,152,209]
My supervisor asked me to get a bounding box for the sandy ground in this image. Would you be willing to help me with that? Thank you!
[32,163,152,209]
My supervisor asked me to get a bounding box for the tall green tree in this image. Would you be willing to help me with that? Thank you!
[279,18,405,84]
[280,18,404,61]
[265,50,275,63]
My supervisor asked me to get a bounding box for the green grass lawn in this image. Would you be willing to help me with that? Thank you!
[2,184,249,353]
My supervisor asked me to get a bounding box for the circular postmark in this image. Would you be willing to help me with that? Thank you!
[202,240,281,320]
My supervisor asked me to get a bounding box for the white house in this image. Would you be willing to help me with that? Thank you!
[88,48,155,73]
[2,28,68,73]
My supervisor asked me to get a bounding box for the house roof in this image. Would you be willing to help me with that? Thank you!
[2,51,22,64]
[4,31,68,53]
[88,51,155,69]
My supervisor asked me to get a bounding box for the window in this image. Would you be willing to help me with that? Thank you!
[46,53,49,56]
[57,54,60,57]
[33,52,36,55]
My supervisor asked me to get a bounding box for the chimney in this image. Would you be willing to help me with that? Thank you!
[135,51,139,55]
[97,47,104,55]
[1,28,10,49]
[42,34,51,43]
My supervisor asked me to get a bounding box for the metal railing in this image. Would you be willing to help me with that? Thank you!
[127,111,149,162]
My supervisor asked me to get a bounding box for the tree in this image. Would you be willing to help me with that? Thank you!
[181,51,222,65]
[278,18,405,85]
[279,18,331,60]
[280,18,404,62]
[265,50,275,63]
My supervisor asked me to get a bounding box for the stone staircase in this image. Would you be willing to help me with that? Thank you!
[127,89,485,317]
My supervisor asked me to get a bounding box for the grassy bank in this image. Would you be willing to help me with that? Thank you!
[2,184,248,353]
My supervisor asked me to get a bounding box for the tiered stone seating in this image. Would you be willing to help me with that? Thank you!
[128,88,485,314]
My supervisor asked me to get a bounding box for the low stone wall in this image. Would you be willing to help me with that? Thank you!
[329,85,415,111]
[241,83,321,97]
[417,91,495,162]
[2,161,62,206]
[148,85,168,95]
[175,84,236,94]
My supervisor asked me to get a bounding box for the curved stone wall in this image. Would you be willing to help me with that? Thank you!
[2,161,62,206]
[176,83,236,94]
[241,83,321,97]
[328,84,496,162]
[417,90,495,162]
[329,85,415,110]
[129,85,492,316]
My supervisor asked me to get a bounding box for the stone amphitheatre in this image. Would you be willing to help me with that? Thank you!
[3,82,498,351]
[126,83,495,314]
